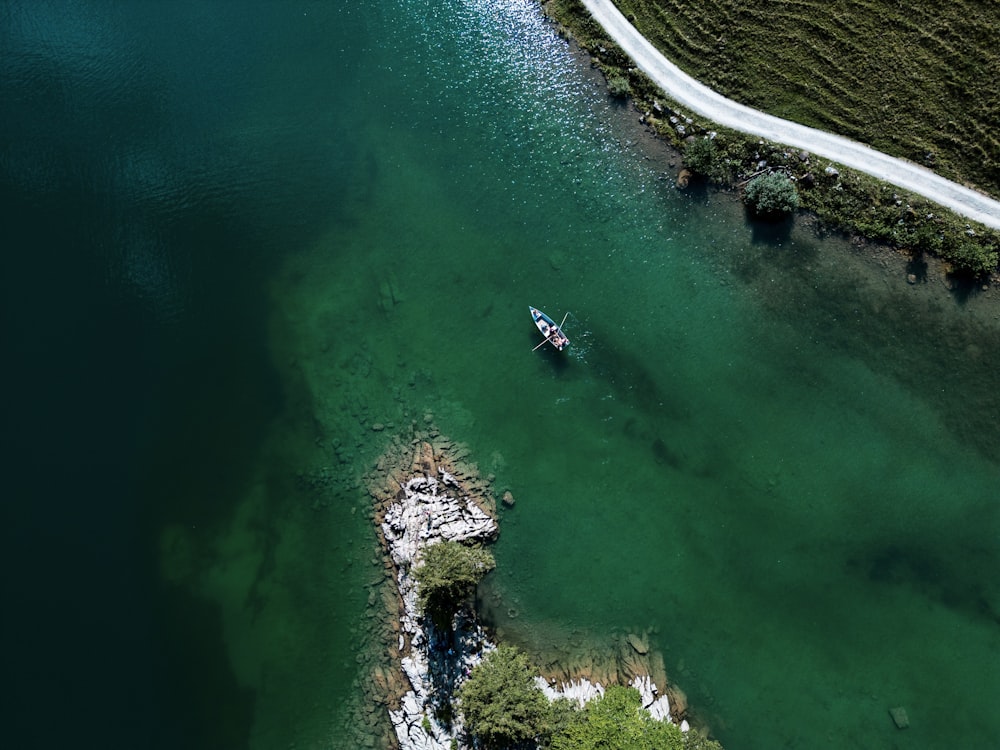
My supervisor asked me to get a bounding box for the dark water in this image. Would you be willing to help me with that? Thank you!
[1,1,361,747]
[3,1,999,749]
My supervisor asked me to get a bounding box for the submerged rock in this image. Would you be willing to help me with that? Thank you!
[627,632,650,655]
[889,706,910,729]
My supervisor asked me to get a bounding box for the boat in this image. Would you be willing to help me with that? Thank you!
[529,306,570,351]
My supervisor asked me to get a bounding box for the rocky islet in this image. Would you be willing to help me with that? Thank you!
[361,429,688,749]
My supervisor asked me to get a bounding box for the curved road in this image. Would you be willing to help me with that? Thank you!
[581,0,1000,230]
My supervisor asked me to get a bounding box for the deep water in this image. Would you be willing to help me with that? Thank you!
[2,1,998,749]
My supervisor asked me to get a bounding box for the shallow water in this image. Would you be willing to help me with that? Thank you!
[4,1,999,748]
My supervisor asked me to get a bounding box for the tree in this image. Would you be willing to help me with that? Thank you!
[457,645,550,749]
[550,685,684,750]
[412,540,495,625]
[743,172,799,218]
[684,137,717,177]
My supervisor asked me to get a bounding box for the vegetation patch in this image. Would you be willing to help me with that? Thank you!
[458,647,723,750]
[458,646,552,748]
[551,685,721,750]
[743,172,800,218]
[414,540,496,627]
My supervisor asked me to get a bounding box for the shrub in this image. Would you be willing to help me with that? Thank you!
[606,71,632,98]
[543,697,584,742]
[684,137,717,176]
[941,238,998,278]
[413,541,495,625]
[682,729,725,750]
[550,685,684,750]
[743,172,800,217]
[458,645,549,748]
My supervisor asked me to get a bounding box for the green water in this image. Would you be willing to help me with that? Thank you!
[30,0,996,747]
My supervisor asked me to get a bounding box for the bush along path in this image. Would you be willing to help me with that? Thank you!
[366,430,703,750]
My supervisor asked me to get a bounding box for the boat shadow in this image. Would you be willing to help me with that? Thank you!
[530,338,573,373]
[527,313,574,367]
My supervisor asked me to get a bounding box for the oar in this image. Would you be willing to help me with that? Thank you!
[531,312,571,352]
[554,311,571,347]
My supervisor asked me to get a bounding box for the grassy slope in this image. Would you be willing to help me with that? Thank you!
[611,0,1000,197]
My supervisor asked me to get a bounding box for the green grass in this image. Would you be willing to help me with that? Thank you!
[541,0,1000,277]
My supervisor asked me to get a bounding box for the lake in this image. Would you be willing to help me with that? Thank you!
[2,1,998,748]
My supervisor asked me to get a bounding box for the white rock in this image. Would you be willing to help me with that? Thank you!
[648,695,671,722]
[401,691,421,720]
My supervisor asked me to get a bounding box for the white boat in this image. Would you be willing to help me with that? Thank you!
[529,306,570,351]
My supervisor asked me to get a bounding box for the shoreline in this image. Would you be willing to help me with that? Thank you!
[540,0,1000,278]
[555,16,1000,310]
[577,0,1000,230]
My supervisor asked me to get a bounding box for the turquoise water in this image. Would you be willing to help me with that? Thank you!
[4,1,999,748]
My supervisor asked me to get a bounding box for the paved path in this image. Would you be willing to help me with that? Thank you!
[581,0,1000,230]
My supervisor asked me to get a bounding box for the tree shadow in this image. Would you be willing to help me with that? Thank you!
[748,212,795,245]
[423,612,488,729]
[906,252,928,283]
[528,334,572,372]
[945,272,986,305]
[676,178,712,205]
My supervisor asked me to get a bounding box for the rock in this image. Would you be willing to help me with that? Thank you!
[824,165,840,178]
[906,273,917,284]
[501,491,515,507]
[378,281,395,312]
[668,684,688,718]
[889,706,909,729]
[418,442,437,476]
[676,169,692,188]
[627,632,650,655]
[799,172,815,188]
[798,150,810,162]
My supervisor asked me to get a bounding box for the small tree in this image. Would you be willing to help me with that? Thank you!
[743,172,799,218]
[684,137,717,177]
[457,645,549,749]
[550,685,684,750]
[412,540,495,625]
